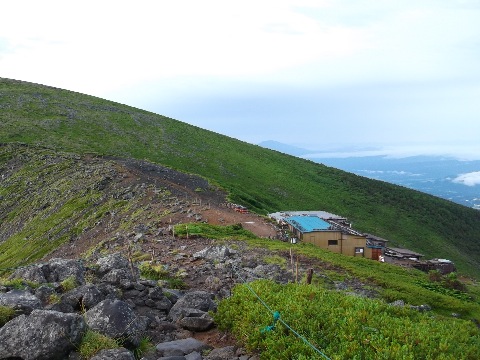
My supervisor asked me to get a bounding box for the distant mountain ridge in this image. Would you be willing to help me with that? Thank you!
[1,78,480,277]
[259,140,480,210]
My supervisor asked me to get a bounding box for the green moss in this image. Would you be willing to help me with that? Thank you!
[0,305,16,326]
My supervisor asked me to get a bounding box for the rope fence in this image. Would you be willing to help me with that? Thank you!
[231,264,332,360]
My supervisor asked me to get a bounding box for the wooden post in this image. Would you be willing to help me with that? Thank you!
[295,256,299,283]
[290,248,295,278]
[306,268,313,285]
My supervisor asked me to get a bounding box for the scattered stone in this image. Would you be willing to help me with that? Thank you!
[204,346,237,360]
[389,300,405,307]
[156,338,212,357]
[179,315,215,332]
[193,246,234,262]
[185,352,203,360]
[90,347,136,360]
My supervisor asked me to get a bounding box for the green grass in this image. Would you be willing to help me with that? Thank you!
[138,262,187,289]
[77,329,121,359]
[1,78,480,278]
[173,222,258,241]
[215,280,480,360]
[0,305,15,327]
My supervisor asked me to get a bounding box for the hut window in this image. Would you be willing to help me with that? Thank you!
[328,240,338,246]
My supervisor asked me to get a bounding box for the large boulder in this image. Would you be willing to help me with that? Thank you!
[0,289,42,315]
[0,309,86,360]
[85,299,147,348]
[168,291,217,322]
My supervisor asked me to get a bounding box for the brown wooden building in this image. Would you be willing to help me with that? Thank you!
[284,215,371,258]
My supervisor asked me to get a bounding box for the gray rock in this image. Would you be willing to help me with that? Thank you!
[185,352,203,360]
[10,264,47,283]
[10,258,86,286]
[204,276,223,292]
[90,347,136,360]
[85,298,147,347]
[179,316,214,332]
[46,258,86,285]
[102,268,136,284]
[156,338,211,356]
[35,285,57,306]
[61,284,104,310]
[410,304,432,312]
[163,289,182,304]
[193,246,234,262]
[0,309,86,360]
[0,289,42,314]
[47,301,75,313]
[148,285,164,299]
[389,300,405,307]
[169,291,217,322]
[205,346,237,360]
[97,253,130,276]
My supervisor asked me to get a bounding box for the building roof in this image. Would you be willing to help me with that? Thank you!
[285,216,333,233]
[386,247,424,257]
[365,233,389,243]
[269,211,345,222]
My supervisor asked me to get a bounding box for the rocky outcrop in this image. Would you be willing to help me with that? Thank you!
[0,309,86,360]
[10,258,86,285]
[0,251,264,359]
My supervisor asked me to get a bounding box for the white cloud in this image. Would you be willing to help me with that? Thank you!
[452,171,480,186]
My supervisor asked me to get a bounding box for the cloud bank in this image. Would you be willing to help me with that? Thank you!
[452,171,480,186]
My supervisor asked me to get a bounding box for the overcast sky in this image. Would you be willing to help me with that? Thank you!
[2,0,480,159]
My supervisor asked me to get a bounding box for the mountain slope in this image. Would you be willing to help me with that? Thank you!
[1,78,479,277]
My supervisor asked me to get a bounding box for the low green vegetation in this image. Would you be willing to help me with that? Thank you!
[173,222,258,241]
[139,261,187,289]
[0,277,39,290]
[0,306,15,327]
[215,280,480,360]
[133,337,155,359]
[60,275,78,292]
[77,329,120,359]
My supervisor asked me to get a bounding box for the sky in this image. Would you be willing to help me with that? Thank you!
[1,0,480,159]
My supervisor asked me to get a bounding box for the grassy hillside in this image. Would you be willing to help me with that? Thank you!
[1,78,479,277]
